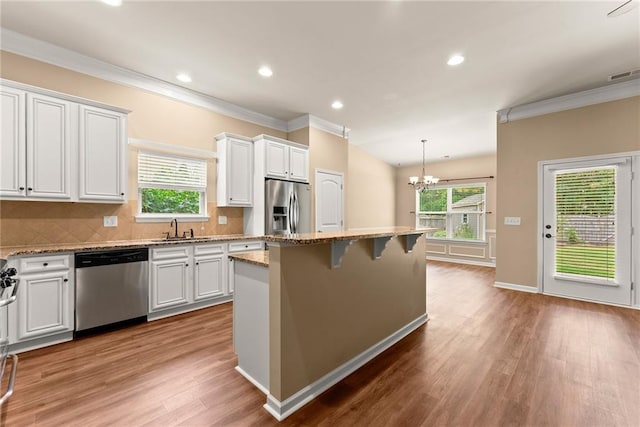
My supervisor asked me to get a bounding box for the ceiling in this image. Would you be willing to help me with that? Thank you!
[1,1,638,166]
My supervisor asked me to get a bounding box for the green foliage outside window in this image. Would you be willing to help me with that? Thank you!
[141,188,200,214]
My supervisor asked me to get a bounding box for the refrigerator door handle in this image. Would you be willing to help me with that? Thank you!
[288,192,294,233]
[293,191,299,233]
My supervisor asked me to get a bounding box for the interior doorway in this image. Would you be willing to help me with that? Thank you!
[315,169,344,233]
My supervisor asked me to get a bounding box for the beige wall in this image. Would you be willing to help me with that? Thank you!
[268,235,426,401]
[347,144,396,229]
[0,51,284,246]
[496,96,640,287]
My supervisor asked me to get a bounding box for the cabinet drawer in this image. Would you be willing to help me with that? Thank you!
[19,254,70,274]
[194,243,225,256]
[228,241,263,253]
[151,245,192,260]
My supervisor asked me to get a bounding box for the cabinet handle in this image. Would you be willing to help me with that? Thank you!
[43,262,49,267]
[19,187,24,191]
[186,264,189,267]
[196,262,199,266]
[27,187,33,191]
[120,192,125,196]
[63,278,68,282]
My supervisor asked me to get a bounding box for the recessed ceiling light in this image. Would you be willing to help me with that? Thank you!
[176,73,192,83]
[447,54,465,66]
[258,66,273,77]
[101,0,122,6]
[331,100,344,110]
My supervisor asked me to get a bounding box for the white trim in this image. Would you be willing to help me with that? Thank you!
[1,28,288,132]
[448,245,485,258]
[498,80,640,123]
[287,114,351,139]
[128,138,216,159]
[427,255,495,268]
[235,366,269,395]
[147,296,232,321]
[1,78,130,114]
[252,133,308,149]
[494,282,539,293]
[263,314,427,421]
[215,132,253,143]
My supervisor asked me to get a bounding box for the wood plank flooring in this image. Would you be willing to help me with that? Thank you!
[2,261,639,426]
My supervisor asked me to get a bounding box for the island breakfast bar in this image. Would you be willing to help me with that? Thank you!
[231,228,428,420]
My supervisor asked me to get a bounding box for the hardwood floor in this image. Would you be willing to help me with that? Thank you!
[2,261,639,426]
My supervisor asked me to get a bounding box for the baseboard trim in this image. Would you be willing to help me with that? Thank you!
[427,255,496,268]
[235,366,269,395]
[494,281,540,293]
[9,331,73,354]
[543,291,640,311]
[147,295,233,321]
[263,313,428,421]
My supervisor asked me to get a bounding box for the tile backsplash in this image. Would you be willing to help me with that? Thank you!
[0,201,243,247]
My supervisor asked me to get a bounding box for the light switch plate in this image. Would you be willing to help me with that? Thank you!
[504,216,521,226]
[103,215,118,227]
[218,215,228,225]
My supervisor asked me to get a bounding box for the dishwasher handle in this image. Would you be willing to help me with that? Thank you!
[75,248,149,268]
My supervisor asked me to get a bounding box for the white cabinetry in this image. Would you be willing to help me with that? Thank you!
[261,137,309,183]
[149,243,230,319]
[216,133,253,207]
[150,246,191,312]
[0,79,129,203]
[78,105,127,202]
[227,240,264,294]
[0,86,26,198]
[8,254,74,351]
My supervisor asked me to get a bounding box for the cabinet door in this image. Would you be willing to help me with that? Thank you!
[227,138,253,206]
[194,255,225,301]
[78,105,127,202]
[26,93,72,199]
[265,140,288,179]
[150,258,190,311]
[9,270,73,342]
[0,87,26,198]
[288,146,309,182]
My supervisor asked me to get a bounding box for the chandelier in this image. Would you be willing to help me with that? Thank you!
[408,139,439,192]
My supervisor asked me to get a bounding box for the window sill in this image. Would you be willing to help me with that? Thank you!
[135,214,210,223]
[426,238,487,245]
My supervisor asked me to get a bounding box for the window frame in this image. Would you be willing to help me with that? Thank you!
[135,151,210,223]
[415,182,487,242]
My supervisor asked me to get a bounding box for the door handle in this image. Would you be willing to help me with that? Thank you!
[545,233,553,239]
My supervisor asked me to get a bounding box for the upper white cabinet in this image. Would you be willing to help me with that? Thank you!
[216,133,253,207]
[0,79,129,203]
[78,105,127,202]
[26,93,73,200]
[1,86,26,198]
[258,136,309,183]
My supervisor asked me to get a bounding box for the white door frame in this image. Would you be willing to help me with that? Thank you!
[315,168,344,232]
[537,151,639,308]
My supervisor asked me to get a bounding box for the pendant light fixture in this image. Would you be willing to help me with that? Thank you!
[408,139,440,192]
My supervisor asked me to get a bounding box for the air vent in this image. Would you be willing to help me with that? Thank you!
[608,69,640,81]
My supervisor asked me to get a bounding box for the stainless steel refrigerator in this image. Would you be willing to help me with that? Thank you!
[265,179,311,235]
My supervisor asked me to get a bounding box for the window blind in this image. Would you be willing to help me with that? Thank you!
[138,151,207,190]
[554,167,616,280]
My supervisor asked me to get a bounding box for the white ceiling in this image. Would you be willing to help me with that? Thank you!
[1,1,638,166]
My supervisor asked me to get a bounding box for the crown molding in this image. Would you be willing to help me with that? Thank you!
[287,114,350,139]
[497,79,640,123]
[1,28,289,132]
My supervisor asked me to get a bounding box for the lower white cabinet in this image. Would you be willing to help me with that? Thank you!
[149,243,227,316]
[227,240,264,294]
[8,254,74,348]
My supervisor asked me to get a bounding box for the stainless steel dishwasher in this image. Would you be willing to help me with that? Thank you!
[75,248,148,332]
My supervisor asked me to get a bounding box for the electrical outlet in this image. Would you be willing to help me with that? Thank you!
[103,216,118,227]
[218,215,228,225]
[504,216,521,226]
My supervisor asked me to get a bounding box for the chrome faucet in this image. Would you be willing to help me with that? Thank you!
[170,218,179,238]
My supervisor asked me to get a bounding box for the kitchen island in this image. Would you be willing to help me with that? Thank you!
[231,228,427,420]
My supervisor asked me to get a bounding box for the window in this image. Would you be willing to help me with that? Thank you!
[137,151,208,221]
[416,184,486,241]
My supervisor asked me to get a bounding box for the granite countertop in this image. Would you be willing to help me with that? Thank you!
[263,227,429,245]
[0,234,263,258]
[229,250,269,267]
